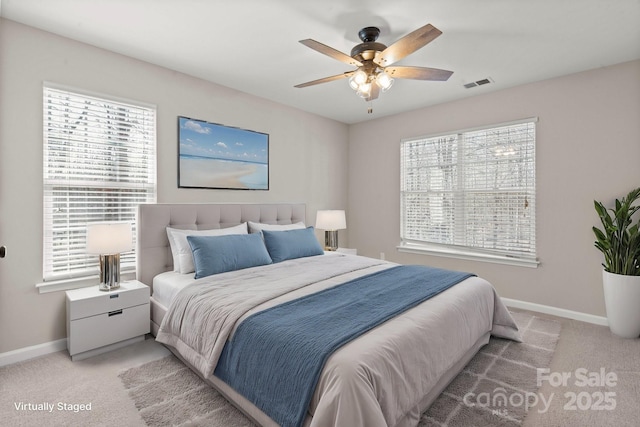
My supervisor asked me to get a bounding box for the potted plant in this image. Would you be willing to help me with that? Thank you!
[593,187,640,338]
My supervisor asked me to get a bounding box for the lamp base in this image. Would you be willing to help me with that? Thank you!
[324,230,339,251]
[98,254,121,291]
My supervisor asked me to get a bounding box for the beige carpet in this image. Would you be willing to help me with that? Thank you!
[420,310,560,426]
[119,311,559,427]
[0,338,170,427]
[119,355,254,426]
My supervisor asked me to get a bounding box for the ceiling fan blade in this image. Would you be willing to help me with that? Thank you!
[375,24,442,67]
[365,83,380,101]
[299,39,363,67]
[294,71,355,88]
[385,66,453,81]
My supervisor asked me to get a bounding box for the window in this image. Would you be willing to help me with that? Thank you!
[43,85,156,282]
[399,118,537,267]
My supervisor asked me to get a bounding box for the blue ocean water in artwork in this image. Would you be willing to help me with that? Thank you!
[180,154,268,189]
[238,164,268,188]
[180,154,267,166]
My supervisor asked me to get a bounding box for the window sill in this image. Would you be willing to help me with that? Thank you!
[36,271,136,294]
[396,242,539,268]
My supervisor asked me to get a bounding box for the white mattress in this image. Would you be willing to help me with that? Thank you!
[152,270,197,308]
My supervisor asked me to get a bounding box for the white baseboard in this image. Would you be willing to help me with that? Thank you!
[502,297,608,326]
[0,338,67,368]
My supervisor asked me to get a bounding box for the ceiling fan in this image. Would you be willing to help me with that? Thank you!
[295,23,453,110]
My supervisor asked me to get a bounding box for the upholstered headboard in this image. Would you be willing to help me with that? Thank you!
[136,203,306,288]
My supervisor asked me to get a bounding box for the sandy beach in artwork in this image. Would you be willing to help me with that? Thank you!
[180,157,267,189]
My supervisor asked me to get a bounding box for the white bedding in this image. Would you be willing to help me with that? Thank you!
[152,270,195,308]
[152,251,345,309]
[155,253,521,427]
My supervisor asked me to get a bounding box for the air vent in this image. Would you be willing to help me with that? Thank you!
[463,77,494,89]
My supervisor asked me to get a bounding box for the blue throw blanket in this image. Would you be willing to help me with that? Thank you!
[214,265,475,427]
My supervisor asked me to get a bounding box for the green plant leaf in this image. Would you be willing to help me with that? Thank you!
[593,187,640,276]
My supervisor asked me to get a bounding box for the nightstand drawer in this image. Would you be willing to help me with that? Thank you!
[68,303,150,356]
[68,282,149,321]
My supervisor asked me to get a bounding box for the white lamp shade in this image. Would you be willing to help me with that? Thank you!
[315,210,346,231]
[375,72,394,91]
[352,69,367,85]
[356,82,372,98]
[86,222,133,255]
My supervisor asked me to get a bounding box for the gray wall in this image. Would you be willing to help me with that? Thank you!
[0,19,349,353]
[348,59,640,317]
[2,16,638,355]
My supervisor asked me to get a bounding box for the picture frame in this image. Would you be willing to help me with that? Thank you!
[178,116,269,190]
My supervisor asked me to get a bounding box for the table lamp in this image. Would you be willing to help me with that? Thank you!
[86,222,133,291]
[315,210,346,251]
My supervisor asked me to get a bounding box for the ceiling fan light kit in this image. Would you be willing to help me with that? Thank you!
[376,72,394,91]
[295,23,453,112]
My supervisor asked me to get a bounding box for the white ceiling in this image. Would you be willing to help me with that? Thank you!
[2,0,640,124]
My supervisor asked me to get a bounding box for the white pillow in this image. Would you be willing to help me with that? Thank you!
[167,223,248,274]
[248,221,306,234]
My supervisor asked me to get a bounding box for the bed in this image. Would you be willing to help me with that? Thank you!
[137,203,521,427]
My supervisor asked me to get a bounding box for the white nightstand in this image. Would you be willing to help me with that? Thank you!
[66,280,150,361]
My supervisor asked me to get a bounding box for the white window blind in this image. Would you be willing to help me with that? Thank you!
[43,86,157,281]
[400,119,537,265]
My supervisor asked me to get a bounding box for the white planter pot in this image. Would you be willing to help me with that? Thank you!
[603,270,640,338]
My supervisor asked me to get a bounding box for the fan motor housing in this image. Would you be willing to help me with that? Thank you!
[351,26,386,62]
[351,42,387,62]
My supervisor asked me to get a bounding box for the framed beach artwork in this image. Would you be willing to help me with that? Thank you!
[178,116,269,190]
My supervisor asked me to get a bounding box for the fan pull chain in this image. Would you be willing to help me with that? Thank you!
[367,102,373,114]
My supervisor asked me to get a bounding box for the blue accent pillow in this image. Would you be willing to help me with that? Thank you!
[262,226,324,263]
[187,233,273,279]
